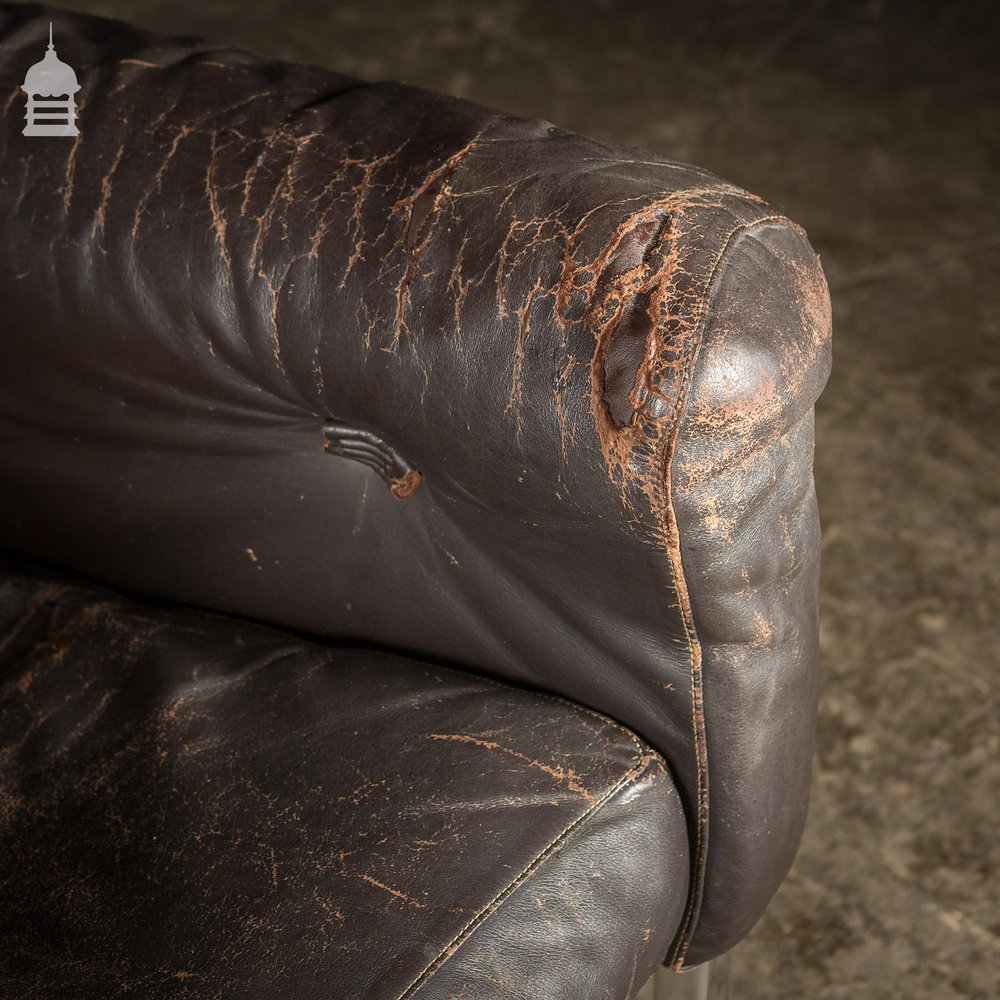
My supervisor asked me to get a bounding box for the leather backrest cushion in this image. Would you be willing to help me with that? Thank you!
[0,5,830,964]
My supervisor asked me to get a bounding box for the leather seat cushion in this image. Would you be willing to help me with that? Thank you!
[0,551,689,999]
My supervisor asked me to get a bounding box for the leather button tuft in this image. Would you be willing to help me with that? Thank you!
[322,418,421,499]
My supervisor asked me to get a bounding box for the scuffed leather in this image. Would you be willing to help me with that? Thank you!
[0,551,689,998]
[0,5,832,965]
[670,221,832,960]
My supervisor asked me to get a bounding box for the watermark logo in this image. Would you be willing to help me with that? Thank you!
[21,23,80,137]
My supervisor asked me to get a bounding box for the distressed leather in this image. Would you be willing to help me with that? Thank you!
[0,2,832,972]
[0,551,689,998]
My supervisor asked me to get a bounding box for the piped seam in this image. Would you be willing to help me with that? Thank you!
[397,745,654,999]
[663,214,788,969]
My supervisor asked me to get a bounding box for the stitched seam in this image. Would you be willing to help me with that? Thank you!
[663,214,788,969]
[396,746,654,999]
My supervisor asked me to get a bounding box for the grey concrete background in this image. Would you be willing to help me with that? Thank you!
[36,1,1000,996]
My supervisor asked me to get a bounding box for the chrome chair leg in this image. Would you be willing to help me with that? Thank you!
[636,953,731,1000]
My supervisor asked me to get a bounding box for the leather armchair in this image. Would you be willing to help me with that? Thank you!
[0,5,832,997]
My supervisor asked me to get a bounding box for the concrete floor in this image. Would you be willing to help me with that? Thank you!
[44,1,1000,996]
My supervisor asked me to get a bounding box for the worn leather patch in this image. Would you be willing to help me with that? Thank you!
[0,553,689,997]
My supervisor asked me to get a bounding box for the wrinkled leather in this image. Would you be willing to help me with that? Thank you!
[0,551,689,998]
[0,4,831,967]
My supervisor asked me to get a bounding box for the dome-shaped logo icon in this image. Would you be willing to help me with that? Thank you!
[21,23,81,137]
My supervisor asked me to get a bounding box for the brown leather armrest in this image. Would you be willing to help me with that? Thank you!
[0,4,831,963]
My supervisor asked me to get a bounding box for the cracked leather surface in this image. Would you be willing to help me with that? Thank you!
[0,551,689,998]
[0,4,831,968]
